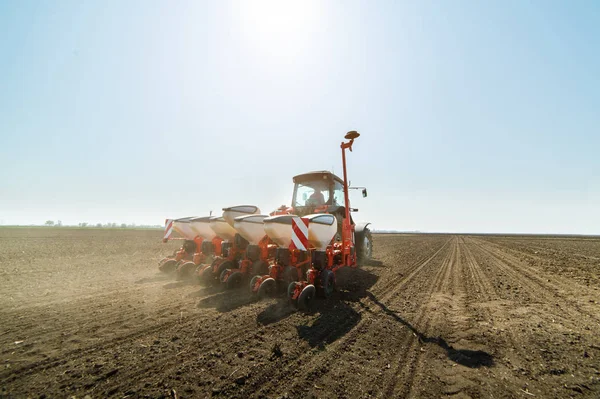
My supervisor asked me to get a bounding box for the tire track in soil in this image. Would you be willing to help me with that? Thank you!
[0,280,211,363]
[381,236,460,398]
[278,237,453,398]
[462,238,600,397]
[224,236,453,398]
[467,237,600,326]
[0,282,250,387]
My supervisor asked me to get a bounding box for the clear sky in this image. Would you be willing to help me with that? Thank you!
[1,0,598,234]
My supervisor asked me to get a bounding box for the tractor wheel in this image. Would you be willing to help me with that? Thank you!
[159,259,178,274]
[250,275,261,294]
[284,266,298,284]
[318,269,335,298]
[176,261,197,281]
[252,260,269,276]
[297,285,316,311]
[194,264,207,284]
[257,278,276,299]
[199,265,215,286]
[357,228,373,264]
[226,271,243,290]
[287,282,298,306]
[216,260,233,285]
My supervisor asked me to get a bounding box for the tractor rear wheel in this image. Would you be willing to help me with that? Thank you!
[318,269,335,298]
[258,278,276,299]
[176,261,197,281]
[226,271,243,289]
[297,285,316,311]
[159,259,178,274]
[357,228,373,264]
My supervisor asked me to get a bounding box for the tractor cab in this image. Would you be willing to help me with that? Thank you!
[291,171,346,217]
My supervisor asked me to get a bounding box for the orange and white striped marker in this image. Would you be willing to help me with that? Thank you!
[290,217,309,251]
[163,219,174,240]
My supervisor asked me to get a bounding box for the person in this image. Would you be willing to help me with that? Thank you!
[308,189,325,205]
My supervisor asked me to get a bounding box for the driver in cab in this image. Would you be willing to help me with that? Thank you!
[308,189,325,205]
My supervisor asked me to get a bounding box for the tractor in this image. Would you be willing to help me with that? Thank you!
[251,131,372,309]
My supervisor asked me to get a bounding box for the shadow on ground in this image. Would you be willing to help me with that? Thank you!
[135,274,172,284]
[196,288,256,312]
[256,267,380,350]
[364,291,494,368]
[362,259,386,268]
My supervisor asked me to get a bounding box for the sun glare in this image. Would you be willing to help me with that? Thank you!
[233,0,322,59]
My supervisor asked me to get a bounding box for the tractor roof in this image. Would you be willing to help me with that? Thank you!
[292,170,344,185]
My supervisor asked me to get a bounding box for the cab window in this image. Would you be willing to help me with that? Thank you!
[333,181,345,206]
[294,182,330,207]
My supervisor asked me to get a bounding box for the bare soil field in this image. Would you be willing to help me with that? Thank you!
[1,228,599,398]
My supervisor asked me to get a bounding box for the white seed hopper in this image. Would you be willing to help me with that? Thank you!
[172,217,197,240]
[305,214,338,250]
[209,216,238,241]
[222,205,260,227]
[234,214,268,245]
[263,215,295,248]
[189,216,217,240]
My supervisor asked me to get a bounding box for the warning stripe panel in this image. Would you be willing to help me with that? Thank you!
[164,219,174,239]
[291,217,309,251]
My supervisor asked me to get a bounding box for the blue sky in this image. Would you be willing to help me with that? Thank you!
[1,0,598,233]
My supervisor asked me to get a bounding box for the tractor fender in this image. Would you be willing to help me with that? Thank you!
[354,222,372,238]
[354,222,372,245]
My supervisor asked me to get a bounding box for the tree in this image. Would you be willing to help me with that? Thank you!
[79,222,88,228]
[121,223,127,228]
[45,220,55,226]
[96,223,102,228]
[57,220,63,227]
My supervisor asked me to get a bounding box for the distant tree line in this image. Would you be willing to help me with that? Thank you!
[43,221,161,229]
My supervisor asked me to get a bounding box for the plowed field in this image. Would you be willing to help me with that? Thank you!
[1,228,599,398]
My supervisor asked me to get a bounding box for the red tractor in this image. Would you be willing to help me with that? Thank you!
[251,131,373,309]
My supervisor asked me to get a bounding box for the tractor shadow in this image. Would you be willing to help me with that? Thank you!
[186,285,224,298]
[196,288,256,313]
[362,259,386,268]
[135,274,172,284]
[364,292,494,368]
[163,280,196,289]
[256,267,379,350]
